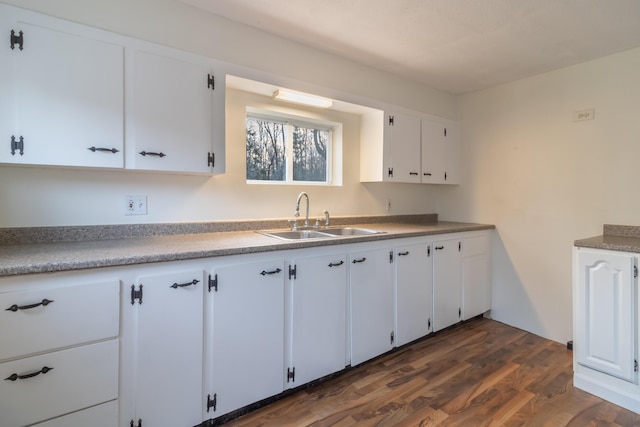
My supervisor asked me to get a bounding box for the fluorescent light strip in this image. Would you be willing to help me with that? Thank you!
[273,89,333,108]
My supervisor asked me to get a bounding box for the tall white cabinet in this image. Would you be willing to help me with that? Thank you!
[573,246,640,413]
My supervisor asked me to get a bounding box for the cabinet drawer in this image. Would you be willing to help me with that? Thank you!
[0,340,118,427]
[0,280,119,361]
[32,400,118,427]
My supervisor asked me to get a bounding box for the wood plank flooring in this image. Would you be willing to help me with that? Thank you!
[218,318,640,426]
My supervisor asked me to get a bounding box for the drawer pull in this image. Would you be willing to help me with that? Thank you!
[5,298,54,312]
[398,251,410,256]
[260,268,282,276]
[328,260,344,267]
[5,366,53,381]
[352,257,367,264]
[170,279,200,289]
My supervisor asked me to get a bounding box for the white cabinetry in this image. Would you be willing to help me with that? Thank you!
[0,12,124,168]
[350,247,394,366]
[287,251,348,387]
[433,237,463,332]
[206,257,286,418]
[421,118,460,184]
[395,241,433,346]
[128,48,223,174]
[125,268,205,427]
[384,112,422,183]
[0,273,119,427]
[462,232,492,320]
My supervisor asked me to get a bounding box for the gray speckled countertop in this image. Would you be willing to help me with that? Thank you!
[0,216,494,277]
[574,224,640,253]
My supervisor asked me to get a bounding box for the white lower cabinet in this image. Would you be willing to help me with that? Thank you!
[433,237,463,332]
[350,247,394,366]
[573,247,640,412]
[206,257,286,418]
[124,268,205,427]
[462,232,492,320]
[287,251,348,387]
[395,241,433,346]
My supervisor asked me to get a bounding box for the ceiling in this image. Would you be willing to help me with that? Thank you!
[179,0,640,94]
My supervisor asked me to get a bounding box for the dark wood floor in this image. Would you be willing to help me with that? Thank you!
[219,317,640,426]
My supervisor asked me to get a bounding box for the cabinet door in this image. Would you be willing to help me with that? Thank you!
[350,248,394,366]
[130,50,214,173]
[1,20,124,167]
[385,112,421,183]
[576,249,636,382]
[462,233,492,320]
[288,252,348,387]
[209,259,285,417]
[433,238,462,331]
[421,119,460,184]
[395,243,433,346]
[133,269,204,427]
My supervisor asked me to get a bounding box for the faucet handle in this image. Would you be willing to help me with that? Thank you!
[323,210,330,227]
[287,219,298,231]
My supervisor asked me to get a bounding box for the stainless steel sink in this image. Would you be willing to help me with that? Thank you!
[258,230,334,240]
[258,227,384,241]
[321,227,384,236]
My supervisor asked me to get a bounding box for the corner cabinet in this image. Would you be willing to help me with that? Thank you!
[0,3,225,175]
[359,109,460,185]
[573,247,640,413]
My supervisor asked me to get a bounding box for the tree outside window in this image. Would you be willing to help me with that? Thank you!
[246,115,330,184]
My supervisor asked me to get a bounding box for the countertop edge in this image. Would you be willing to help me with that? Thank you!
[0,222,494,277]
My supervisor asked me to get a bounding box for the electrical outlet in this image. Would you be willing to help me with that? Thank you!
[386,199,392,211]
[125,195,147,216]
[573,108,595,121]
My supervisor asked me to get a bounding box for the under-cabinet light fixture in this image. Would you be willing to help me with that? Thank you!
[273,89,333,108]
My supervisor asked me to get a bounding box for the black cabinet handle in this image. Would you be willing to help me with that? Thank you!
[423,173,432,176]
[434,246,444,250]
[170,279,199,289]
[409,172,418,176]
[139,151,166,158]
[398,251,410,256]
[328,260,344,267]
[352,257,367,264]
[88,146,119,154]
[5,366,53,381]
[260,268,282,276]
[5,298,54,312]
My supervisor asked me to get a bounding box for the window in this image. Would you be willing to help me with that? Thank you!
[246,113,334,184]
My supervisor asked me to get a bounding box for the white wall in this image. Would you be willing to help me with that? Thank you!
[0,0,452,227]
[438,47,640,343]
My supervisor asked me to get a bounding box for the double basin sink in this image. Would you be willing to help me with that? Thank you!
[258,227,384,241]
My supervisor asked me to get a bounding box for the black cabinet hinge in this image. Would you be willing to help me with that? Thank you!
[390,331,395,346]
[10,30,23,50]
[289,264,297,280]
[388,167,393,178]
[427,246,431,257]
[208,152,215,167]
[130,419,142,427]
[287,367,295,383]
[444,172,448,181]
[428,318,431,330]
[388,115,394,126]
[444,127,447,137]
[458,307,462,318]
[207,74,215,90]
[634,265,638,279]
[10,135,24,156]
[207,393,217,412]
[389,251,393,263]
[208,274,218,292]
[635,360,638,372]
[458,241,462,252]
[130,285,143,305]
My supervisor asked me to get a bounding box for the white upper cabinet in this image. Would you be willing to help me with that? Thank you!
[0,15,124,168]
[128,49,222,174]
[385,112,422,183]
[421,118,461,184]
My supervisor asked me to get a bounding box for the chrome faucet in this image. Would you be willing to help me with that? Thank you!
[295,192,310,228]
